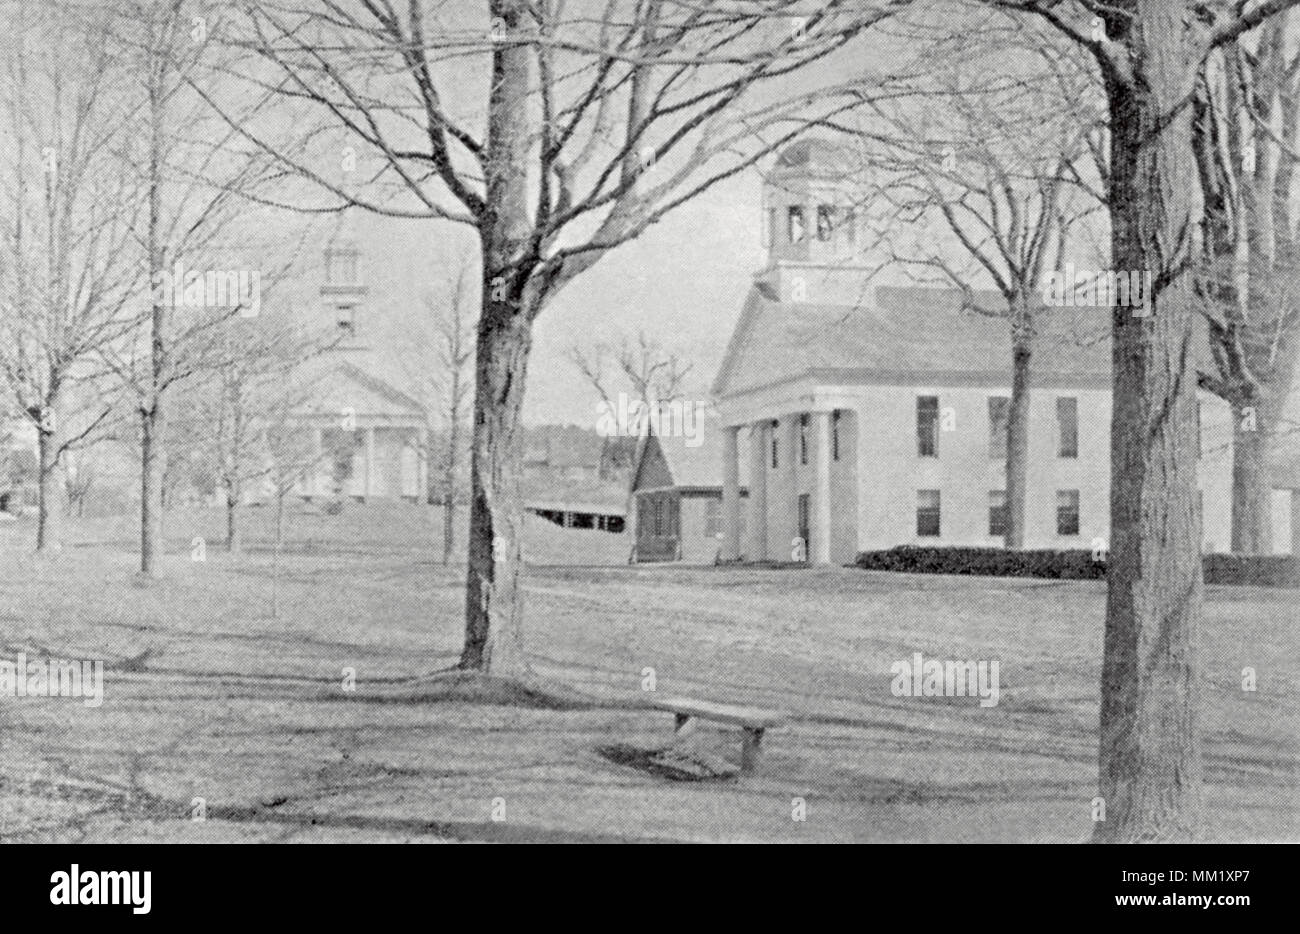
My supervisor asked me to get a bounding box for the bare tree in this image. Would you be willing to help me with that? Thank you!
[1193,11,1300,553]
[62,447,98,519]
[100,0,288,576]
[570,330,695,410]
[864,23,1102,548]
[400,258,477,563]
[185,302,327,553]
[0,1,145,552]
[259,378,333,620]
[207,0,921,676]
[992,0,1300,842]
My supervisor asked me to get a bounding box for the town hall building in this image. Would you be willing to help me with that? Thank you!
[709,140,1254,565]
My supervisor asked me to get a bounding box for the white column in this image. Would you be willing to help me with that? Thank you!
[721,425,741,561]
[783,416,800,560]
[747,422,768,560]
[365,426,376,500]
[416,427,428,502]
[811,410,833,565]
[1291,490,1300,556]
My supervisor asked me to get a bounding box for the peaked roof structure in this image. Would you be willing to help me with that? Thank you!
[630,415,742,493]
[713,283,1117,398]
[292,356,426,417]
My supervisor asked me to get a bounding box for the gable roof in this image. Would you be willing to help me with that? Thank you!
[714,283,1123,398]
[630,414,742,493]
[523,475,629,514]
[294,357,427,417]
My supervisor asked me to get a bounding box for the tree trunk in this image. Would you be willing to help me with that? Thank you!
[1094,1,1204,842]
[425,433,440,506]
[140,404,166,575]
[460,305,531,674]
[1230,400,1274,554]
[141,68,167,577]
[442,416,459,564]
[271,490,285,619]
[225,481,241,553]
[1004,331,1032,549]
[443,491,456,565]
[460,0,534,676]
[35,415,61,553]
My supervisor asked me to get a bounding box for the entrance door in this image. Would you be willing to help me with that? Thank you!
[637,493,681,562]
[797,493,810,562]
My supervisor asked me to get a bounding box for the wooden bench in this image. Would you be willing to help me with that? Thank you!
[652,696,785,774]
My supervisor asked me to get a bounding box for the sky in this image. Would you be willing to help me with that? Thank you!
[297,0,942,432]
[351,169,768,429]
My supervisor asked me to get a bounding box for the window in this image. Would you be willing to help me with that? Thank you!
[704,498,722,537]
[917,396,939,457]
[787,205,806,243]
[816,204,834,241]
[327,247,358,285]
[988,396,1009,459]
[989,490,1008,538]
[770,420,779,468]
[831,410,842,461]
[917,490,941,537]
[1057,397,1079,459]
[332,443,354,483]
[337,305,356,337]
[1057,490,1080,536]
[653,498,665,536]
[799,413,809,465]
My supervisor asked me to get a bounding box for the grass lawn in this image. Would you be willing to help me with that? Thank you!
[0,501,1295,843]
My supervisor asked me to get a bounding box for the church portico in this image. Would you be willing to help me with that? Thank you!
[717,384,857,566]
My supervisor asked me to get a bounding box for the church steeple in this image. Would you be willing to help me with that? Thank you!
[321,234,368,349]
[762,139,864,268]
[758,139,881,305]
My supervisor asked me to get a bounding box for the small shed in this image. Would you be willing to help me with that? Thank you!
[524,476,627,533]
[629,424,746,563]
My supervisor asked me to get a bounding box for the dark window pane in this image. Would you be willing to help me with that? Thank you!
[989,490,1008,537]
[787,206,805,243]
[917,396,939,457]
[917,489,941,537]
[1057,397,1078,459]
[988,397,1009,459]
[816,205,834,241]
[1056,490,1080,536]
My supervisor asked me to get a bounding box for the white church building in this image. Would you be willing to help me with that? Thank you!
[288,239,429,502]
[710,140,1268,565]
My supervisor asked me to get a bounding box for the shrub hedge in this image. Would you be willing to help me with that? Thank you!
[854,545,1300,587]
